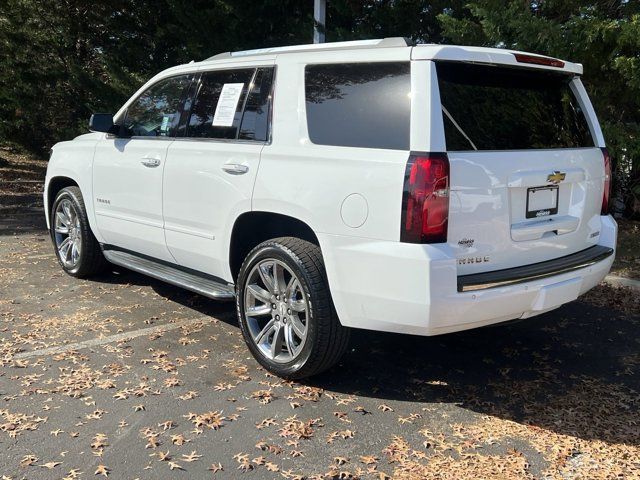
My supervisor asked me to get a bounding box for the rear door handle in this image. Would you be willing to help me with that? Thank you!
[221,163,249,175]
[141,156,161,168]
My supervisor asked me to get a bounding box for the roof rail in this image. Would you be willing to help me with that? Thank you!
[206,37,410,61]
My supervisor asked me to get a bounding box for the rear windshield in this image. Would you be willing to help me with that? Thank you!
[436,62,594,151]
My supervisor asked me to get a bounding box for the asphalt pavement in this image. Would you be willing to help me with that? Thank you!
[0,214,638,479]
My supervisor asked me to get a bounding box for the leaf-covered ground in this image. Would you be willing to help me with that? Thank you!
[612,219,640,280]
[0,146,638,478]
[1,218,638,479]
[0,146,46,217]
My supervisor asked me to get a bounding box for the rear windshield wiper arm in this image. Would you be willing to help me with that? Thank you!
[442,105,478,151]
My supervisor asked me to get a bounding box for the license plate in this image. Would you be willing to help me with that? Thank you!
[526,186,558,219]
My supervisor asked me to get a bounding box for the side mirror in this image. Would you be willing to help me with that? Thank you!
[89,113,119,135]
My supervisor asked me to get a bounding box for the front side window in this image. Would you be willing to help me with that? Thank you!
[187,69,255,139]
[436,62,594,151]
[123,75,192,137]
[305,62,411,150]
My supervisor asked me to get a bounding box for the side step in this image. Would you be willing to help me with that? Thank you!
[103,249,235,300]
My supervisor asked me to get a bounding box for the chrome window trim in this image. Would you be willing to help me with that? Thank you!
[171,137,267,145]
[127,136,175,141]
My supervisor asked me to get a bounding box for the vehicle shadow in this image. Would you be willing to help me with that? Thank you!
[86,265,640,447]
[88,266,239,325]
[307,300,640,446]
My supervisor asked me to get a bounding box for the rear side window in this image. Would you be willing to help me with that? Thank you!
[305,62,410,150]
[436,62,594,151]
[187,69,255,139]
[239,68,274,142]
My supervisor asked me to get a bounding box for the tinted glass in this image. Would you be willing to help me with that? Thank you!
[123,75,191,137]
[305,62,410,150]
[436,62,594,151]
[239,68,274,141]
[187,69,254,139]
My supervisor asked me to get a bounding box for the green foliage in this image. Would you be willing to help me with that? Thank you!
[1,0,638,215]
[0,0,312,154]
[324,0,467,43]
[438,0,640,216]
[1,1,153,152]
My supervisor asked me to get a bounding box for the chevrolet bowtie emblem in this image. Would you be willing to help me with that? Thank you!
[547,171,566,185]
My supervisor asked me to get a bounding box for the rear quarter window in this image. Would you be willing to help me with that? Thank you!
[436,62,594,151]
[305,62,410,150]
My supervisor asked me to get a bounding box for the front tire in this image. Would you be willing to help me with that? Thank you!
[236,237,350,379]
[50,186,107,278]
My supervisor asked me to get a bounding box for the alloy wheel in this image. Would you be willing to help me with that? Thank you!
[53,199,82,268]
[244,259,309,363]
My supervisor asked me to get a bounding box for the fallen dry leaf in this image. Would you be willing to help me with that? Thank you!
[94,465,109,477]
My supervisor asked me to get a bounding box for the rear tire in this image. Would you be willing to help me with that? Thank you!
[50,186,108,278]
[236,237,350,379]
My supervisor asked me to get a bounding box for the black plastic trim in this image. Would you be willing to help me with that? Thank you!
[457,245,614,292]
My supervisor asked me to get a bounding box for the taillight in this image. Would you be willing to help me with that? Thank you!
[601,147,612,215]
[513,53,565,68]
[401,153,450,244]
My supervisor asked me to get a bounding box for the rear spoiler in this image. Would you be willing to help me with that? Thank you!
[412,45,582,75]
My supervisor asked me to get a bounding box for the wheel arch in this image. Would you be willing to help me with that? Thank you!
[228,211,320,282]
[46,176,79,223]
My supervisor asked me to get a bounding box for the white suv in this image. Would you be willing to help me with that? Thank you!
[44,38,617,378]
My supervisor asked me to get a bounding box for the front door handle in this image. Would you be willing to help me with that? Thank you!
[141,156,161,168]
[221,163,249,175]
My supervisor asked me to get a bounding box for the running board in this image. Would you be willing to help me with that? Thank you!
[103,249,235,300]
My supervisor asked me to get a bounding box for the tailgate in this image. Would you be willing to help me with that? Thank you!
[433,61,607,274]
[449,148,605,274]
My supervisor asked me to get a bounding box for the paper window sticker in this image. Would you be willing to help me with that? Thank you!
[160,115,170,133]
[212,83,244,127]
